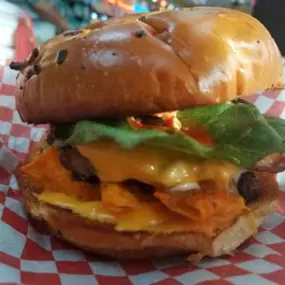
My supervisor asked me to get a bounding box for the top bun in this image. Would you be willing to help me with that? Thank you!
[16,7,283,123]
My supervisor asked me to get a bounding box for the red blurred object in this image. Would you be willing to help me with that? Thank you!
[14,14,36,62]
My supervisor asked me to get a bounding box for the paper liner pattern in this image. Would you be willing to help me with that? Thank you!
[1,63,285,285]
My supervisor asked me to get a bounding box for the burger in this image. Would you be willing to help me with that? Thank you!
[11,7,285,260]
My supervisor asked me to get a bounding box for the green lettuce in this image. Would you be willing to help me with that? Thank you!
[54,102,285,168]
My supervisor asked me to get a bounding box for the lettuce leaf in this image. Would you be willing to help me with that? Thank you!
[265,115,285,138]
[64,120,213,158]
[54,102,285,168]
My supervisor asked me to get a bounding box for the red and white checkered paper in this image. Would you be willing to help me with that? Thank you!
[1,62,285,285]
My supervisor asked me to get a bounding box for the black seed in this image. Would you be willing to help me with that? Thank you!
[9,61,22,71]
[28,48,39,64]
[112,52,117,56]
[81,65,86,70]
[135,30,147,38]
[56,49,68,65]
[32,48,39,57]
[63,30,83,37]
[139,16,146,22]
[237,172,259,203]
[34,64,41,74]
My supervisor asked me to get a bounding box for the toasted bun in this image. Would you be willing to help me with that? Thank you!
[16,7,283,124]
[17,142,278,260]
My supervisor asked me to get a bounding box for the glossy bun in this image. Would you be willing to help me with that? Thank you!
[16,7,283,123]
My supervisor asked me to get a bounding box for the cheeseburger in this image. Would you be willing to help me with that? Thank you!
[11,7,285,260]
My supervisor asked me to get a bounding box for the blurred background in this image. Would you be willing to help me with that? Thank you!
[1,0,252,46]
[1,0,285,61]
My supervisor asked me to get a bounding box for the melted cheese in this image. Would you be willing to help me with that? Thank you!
[77,141,239,190]
[37,191,238,237]
[22,146,247,236]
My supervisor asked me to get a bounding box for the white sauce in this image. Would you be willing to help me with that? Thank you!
[168,182,200,193]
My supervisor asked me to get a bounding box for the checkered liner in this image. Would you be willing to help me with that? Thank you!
[1,63,285,285]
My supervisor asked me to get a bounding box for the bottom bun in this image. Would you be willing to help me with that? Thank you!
[17,147,278,260]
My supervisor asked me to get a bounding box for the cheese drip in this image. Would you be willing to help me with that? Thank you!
[37,191,246,237]
[77,141,239,191]
[22,145,247,236]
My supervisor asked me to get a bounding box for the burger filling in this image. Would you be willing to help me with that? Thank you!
[21,101,285,237]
